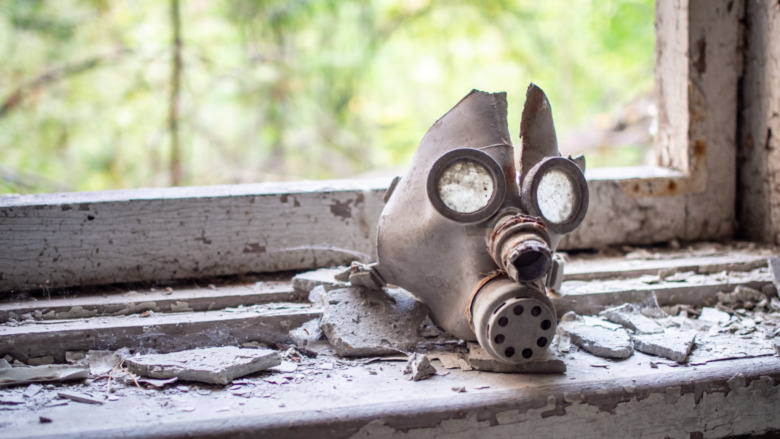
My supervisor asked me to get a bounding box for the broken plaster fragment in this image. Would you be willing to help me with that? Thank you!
[600,304,664,334]
[466,343,566,374]
[403,353,437,381]
[57,391,104,405]
[320,287,429,357]
[632,331,697,363]
[699,307,731,324]
[0,364,89,387]
[559,321,634,359]
[87,350,124,376]
[292,267,349,294]
[125,346,281,385]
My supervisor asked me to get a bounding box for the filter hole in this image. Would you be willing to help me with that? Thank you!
[522,348,533,359]
[504,347,515,358]
[494,334,505,344]
[537,337,548,347]
[498,317,509,327]
[513,305,524,315]
[541,319,551,330]
[531,306,542,317]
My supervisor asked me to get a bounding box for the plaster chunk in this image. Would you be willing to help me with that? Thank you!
[320,287,428,357]
[403,353,437,381]
[289,318,323,347]
[466,342,566,373]
[600,304,665,334]
[292,267,349,293]
[699,307,731,323]
[124,346,281,385]
[632,331,696,363]
[559,321,634,359]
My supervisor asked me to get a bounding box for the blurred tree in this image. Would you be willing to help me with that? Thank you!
[0,0,655,194]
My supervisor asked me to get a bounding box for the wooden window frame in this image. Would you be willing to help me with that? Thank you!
[0,0,743,292]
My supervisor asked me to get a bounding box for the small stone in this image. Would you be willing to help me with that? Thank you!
[600,304,664,334]
[39,416,52,424]
[559,323,633,359]
[137,377,179,388]
[633,331,697,363]
[403,353,436,381]
[451,386,466,393]
[125,346,281,385]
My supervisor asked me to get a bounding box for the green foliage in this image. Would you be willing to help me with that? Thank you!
[0,0,655,194]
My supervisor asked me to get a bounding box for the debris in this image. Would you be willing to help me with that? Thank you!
[632,331,697,363]
[124,346,281,385]
[289,318,323,347]
[600,304,664,334]
[403,353,436,381]
[717,286,767,310]
[0,364,89,387]
[57,391,104,405]
[0,394,25,405]
[39,416,52,424]
[638,275,660,284]
[320,287,429,357]
[318,363,334,370]
[466,343,566,374]
[23,384,42,398]
[87,350,123,376]
[590,364,609,369]
[649,361,658,369]
[65,351,86,365]
[582,316,623,331]
[451,386,466,393]
[660,270,695,282]
[271,361,298,373]
[429,352,470,370]
[292,267,349,294]
[137,377,179,388]
[769,257,780,296]
[559,321,634,359]
[699,307,731,324]
[0,359,10,369]
[27,356,54,366]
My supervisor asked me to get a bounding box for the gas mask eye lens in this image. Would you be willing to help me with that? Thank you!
[427,148,506,223]
[536,169,575,224]
[521,156,589,234]
[437,159,495,214]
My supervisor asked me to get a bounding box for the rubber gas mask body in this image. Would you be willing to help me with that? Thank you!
[361,85,588,364]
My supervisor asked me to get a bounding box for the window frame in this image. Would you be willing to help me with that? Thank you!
[0,0,743,292]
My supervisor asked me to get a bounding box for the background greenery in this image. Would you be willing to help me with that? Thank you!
[0,0,655,194]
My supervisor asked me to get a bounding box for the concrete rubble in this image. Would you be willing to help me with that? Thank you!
[558,314,634,359]
[292,267,349,294]
[0,364,89,387]
[320,287,429,357]
[56,391,104,405]
[599,304,664,334]
[403,353,437,381]
[124,346,281,385]
[632,331,697,363]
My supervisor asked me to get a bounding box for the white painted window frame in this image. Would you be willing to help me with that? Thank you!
[0,0,743,292]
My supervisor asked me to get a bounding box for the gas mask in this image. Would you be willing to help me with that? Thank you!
[350,84,588,364]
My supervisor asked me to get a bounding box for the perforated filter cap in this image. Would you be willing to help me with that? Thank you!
[471,277,557,364]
